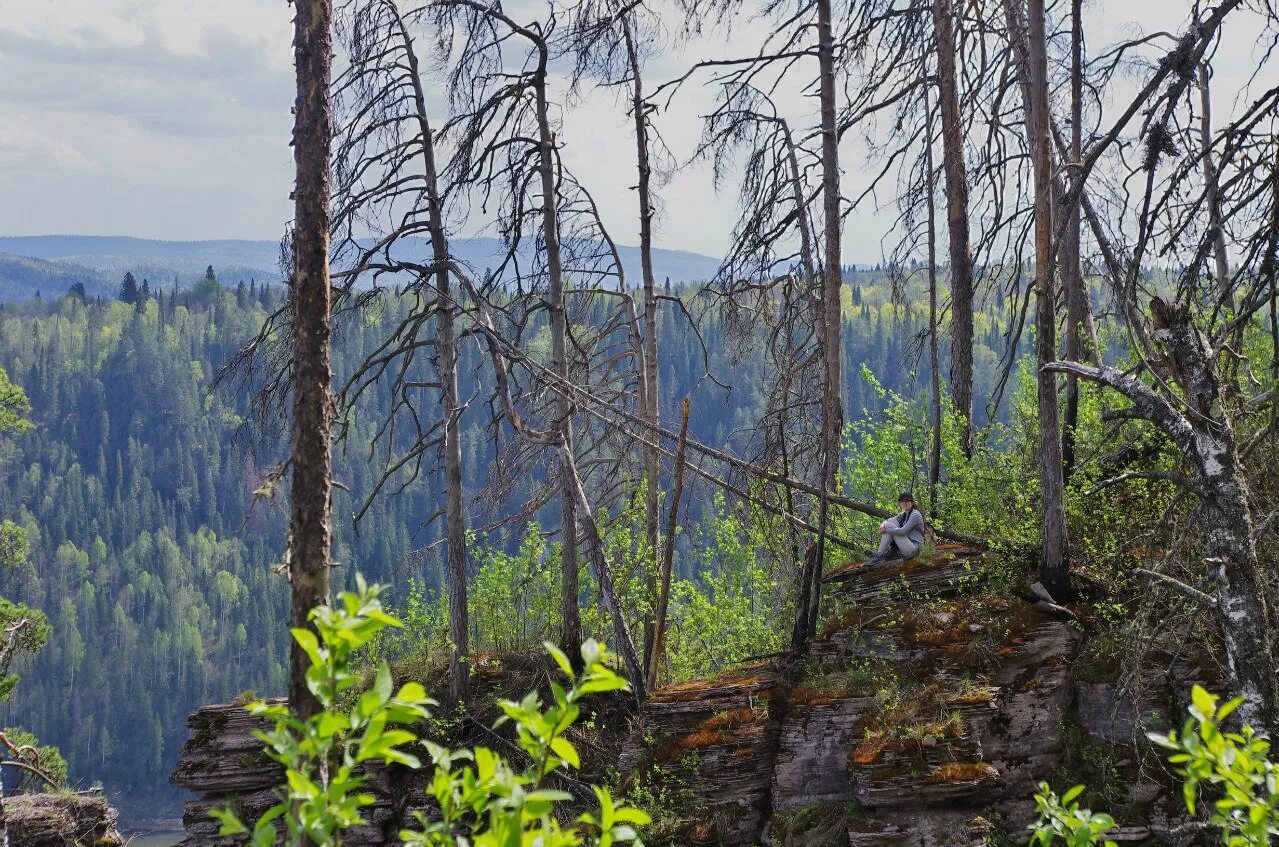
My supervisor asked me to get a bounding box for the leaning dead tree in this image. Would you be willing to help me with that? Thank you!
[566,0,674,671]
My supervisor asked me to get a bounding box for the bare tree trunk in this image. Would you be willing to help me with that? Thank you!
[563,446,647,702]
[288,0,334,721]
[1027,0,1071,598]
[648,397,689,692]
[924,72,943,513]
[1199,63,1232,311]
[532,68,584,668]
[623,20,662,670]
[394,7,469,704]
[806,0,843,645]
[1061,0,1086,481]
[932,0,975,457]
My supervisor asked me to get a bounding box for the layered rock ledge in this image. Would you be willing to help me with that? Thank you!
[173,543,1216,846]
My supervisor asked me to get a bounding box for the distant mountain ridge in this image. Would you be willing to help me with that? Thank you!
[0,235,723,301]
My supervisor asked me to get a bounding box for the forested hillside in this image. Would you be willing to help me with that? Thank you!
[0,270,1015,819]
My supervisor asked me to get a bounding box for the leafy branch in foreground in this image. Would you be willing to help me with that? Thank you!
[1031,684,1279,847]
[212,579,648,847]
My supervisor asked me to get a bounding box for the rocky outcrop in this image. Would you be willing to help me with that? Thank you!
[171,698,413,847]
[173,544,1213,847]
[618,661,788,846]
[618,544,1208,846]
[3,792,123,847]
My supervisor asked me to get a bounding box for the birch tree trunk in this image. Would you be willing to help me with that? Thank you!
[288,0,334,721]
[1027,0,1071,598]
[931,0,975,457]
[1199,64,1232,311]
[1048,301,1279,734]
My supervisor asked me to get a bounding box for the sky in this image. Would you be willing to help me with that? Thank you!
[0,1,1272,263]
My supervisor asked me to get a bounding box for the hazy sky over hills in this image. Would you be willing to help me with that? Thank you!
[0,1,1271,263]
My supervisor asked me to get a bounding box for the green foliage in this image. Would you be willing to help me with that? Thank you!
[380,497,787,687]
[835,364,1041,550]
[1033,686,1279,847]
[1,726,68,790]
[211,578,433,847]
[661,493,783,681]
[469,526,561,654]
[0,366,47,710]
[1030,784,1118,847]
[214,581,648,847]
[1149,686,1279,847]
[405,640,648,847]
[0,365,33,436]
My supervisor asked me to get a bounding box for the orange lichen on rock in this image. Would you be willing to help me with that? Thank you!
[700,707,762,731]
[849,735,889,766]
[945,686,996,707]
[651,674,778,704]
[929,762,999,783]
[674,728,738,750]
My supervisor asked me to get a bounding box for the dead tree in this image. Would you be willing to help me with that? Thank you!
[429,0,648,694]
[1198,63,1232,312]
[329,0,471,703]
[1024,0,1071,598]
[923,67,943,512]
[288,0,335,720]
[1059,0,1088,481]
[566,0,671,669]
[931,0,975,456]
[1045,5,1279,730]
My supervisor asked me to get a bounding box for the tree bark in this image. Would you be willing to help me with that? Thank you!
[393,6,469,705]
[1199,63,1232,312]
[1026,0,1071,598]
[1060,0,1086,481]
[924,70,943,513]
[805,0,843,646]
[623,19,662,671]
[288,0,335,722]
[931,0,975,457]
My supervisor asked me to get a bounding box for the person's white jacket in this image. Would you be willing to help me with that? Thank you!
[880,509,925,547]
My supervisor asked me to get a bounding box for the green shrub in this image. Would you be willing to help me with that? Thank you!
[213,578,648,847]
[1032,685,1279,847]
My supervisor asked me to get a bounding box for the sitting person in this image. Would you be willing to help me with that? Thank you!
[867,492,925,565]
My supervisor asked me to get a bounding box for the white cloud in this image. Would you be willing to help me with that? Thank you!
[0,0,1274,261]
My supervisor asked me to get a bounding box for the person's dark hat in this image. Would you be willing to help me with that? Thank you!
[898,492,914,503]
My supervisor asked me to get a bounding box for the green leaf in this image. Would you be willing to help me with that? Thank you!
[208,808,247,836]
[545,642,574,679]
[1191,685,1217,720]
[550,737,580,769]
